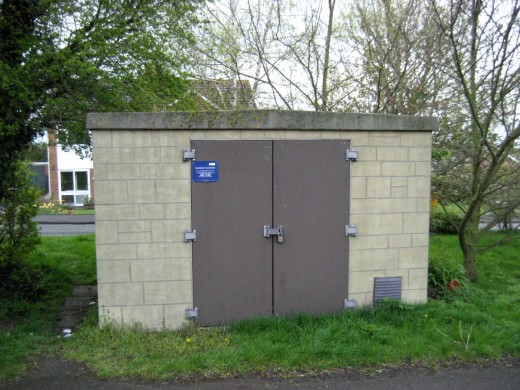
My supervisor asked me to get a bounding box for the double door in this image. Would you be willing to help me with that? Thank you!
[191,140,350,326]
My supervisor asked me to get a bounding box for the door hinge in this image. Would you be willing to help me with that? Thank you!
[345,225,357,237]
[184,229,197,242]
[183,149,196,161]
[185,307,198,320]
[346,149,358,161]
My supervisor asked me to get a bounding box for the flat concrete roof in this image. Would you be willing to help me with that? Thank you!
[87,110,437,132]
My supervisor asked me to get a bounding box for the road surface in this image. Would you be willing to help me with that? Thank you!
[34,214,95,236]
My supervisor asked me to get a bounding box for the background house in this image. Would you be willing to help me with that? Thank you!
[30,131,94,206]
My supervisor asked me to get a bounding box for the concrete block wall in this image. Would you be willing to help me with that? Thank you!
[347,131,432,305]
[88,111,436,330]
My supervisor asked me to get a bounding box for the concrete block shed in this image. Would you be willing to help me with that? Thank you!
[87,110,437,330]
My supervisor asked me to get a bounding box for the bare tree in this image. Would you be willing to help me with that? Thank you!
[193,0,520,283]
[192,0,353,111]
[345,0,447,115]
[191,0,280,107]
[430,0,520,281]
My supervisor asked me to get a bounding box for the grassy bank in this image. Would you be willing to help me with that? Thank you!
[1,233,519,381]
[0,235,96,380]
[66,298,519,380]
[64,232,520,380]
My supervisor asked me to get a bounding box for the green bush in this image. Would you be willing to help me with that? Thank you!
[0,161,42,304]
[430,208,462,234]
[0,261,54,303]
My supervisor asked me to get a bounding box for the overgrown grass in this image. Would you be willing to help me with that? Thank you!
[64,298,519,380]
[0,234,96,380]
[62,232,520,380]
[2,233,519,382]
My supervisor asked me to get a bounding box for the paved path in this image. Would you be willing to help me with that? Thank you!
[34,214,95,236]
[3,356,519,390]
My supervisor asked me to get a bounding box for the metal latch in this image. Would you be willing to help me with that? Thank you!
[185,307,198,320]
[346,149,358,161]
[183,149,196,161]
[263,225,284,243]
[184,229,197,242]
[345,225,357,237]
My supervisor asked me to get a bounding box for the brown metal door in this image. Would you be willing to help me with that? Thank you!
[273,140,350,316]
[191,140,273,326]
[191,140,350,325]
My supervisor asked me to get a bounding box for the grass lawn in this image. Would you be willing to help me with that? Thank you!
[1,232,519,381]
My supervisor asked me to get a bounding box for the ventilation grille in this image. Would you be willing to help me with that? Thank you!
[373,277,402,306]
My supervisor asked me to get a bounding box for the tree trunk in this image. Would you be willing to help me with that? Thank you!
[459,204,481,282]
[462,240,479,282]
[321,0,335,111]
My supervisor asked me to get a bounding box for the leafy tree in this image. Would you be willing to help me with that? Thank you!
[1,0,201,191]
[0,0,201,287]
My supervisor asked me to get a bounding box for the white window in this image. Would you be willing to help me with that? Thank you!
[59,170,90,205]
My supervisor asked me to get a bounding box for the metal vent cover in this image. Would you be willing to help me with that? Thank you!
[373,277,402,306]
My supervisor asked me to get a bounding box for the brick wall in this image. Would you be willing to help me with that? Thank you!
[47,131,59,203]
[89,111,435,330]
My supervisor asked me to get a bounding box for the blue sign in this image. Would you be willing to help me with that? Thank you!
[192,161,219,182]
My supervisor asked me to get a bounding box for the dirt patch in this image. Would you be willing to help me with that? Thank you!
[57,285,97,334]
